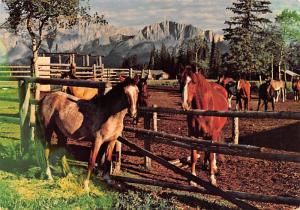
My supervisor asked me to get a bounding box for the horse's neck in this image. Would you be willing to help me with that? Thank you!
[95,91,128,117]
[193,74,211,108]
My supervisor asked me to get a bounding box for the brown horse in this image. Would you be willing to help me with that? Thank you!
[292,77,300,101]
[181,65,228,186]
[270,79,286,102]
[236,78,251,111]
[257,81,275,111]
[61,63,99,100]
[37,77,139,190]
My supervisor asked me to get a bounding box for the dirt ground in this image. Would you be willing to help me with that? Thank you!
[119,87,300,209]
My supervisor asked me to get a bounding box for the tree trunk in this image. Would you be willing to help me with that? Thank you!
[271,55,274,79]
[278,45,284,80]
[31,37,39,77]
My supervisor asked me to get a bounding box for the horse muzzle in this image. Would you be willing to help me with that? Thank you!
[128,108,137,118]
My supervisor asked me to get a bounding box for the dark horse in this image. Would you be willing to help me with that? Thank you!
[257,80,275,111]
[217,74,251,111]
[292,77,300,101]
[217,74,236,109]
[37,77,139,190]
[181,65,228,186]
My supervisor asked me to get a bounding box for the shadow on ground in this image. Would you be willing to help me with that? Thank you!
[240,122,300,152]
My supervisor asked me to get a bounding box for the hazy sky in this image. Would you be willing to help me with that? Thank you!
[1,0,300,33]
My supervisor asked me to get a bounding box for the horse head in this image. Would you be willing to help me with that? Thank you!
[180,65,198,111]
[122,77,139,118]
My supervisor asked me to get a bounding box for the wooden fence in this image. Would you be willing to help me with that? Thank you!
[0,64,149,84]
[0,76,299,207]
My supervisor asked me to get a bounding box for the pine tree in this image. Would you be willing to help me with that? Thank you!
[223,0,271,75]
[148,47,156,69]
[209,37,223,78]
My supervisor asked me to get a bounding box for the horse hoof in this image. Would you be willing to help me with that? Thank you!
[66,173,74,178]
[83,180,90,191]
[103,174,114,185]
[190,181,198,187]
[210,175,217,186]
[112,163,121,175]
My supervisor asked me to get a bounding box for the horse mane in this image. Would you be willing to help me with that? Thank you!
[194,73,210,93]
[92,77,136,107]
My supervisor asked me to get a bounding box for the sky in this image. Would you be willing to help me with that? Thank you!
[0,0,300,33]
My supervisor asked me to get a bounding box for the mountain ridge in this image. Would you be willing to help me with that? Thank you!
[0,20,225,67]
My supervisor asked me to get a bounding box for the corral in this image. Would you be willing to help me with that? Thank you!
[0,73,299,209]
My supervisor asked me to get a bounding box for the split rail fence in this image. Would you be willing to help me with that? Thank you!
[0,76,299,207]
[0,64,145,84]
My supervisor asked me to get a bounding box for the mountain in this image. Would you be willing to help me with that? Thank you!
[0,21,226,67]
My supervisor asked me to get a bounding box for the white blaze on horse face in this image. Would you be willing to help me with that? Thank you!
[237,80,241,90]
[182,76,191,110]
[125,85,139,117]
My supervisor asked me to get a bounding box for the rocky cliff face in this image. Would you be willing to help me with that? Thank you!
[0,21,226,67]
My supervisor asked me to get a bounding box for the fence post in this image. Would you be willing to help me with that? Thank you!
[232,117,239,144]
[93,64,97,79]
[58,55,62,64]
[144,110,151,170]
[18,80,31,154]
[129,68,133,78]
[143,104,158,170]
[86,54,90,66]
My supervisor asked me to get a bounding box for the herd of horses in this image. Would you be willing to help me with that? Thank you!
[36,63,300,190]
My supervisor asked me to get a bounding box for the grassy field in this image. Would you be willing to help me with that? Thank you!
[0,83,178,210]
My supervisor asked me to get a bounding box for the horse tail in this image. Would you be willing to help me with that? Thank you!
[35,97,46,146]
[34,97,47,168]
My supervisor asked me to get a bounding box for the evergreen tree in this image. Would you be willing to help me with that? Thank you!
[209,37,222,78]
[148,47,156,69]
[223,0,271,75]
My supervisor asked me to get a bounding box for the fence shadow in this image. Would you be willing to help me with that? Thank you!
[240,122,300,153]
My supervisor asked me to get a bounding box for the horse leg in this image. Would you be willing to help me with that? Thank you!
[113,141,122,175]
[264,99,268,112]
[209,132,220,186]
[84,135,104,191]
[271,97,275,111]
[190,149,198,186]
[257,97,261,111]
[244,98,248,111]
[55,127,72,177]
[43,126,54,181]
[228,95,232,110]
[44,141,54,181]
[275,90,279,102]
[103,140,117,184]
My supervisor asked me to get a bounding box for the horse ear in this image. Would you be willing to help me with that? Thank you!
[119,75,126,82]
[190,73,198,84]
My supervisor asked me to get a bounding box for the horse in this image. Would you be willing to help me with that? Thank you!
[270,79,286,102]
[236,77,251,111]
[61,63,99,100]
[292,77,300,101]
[180,65,228,186]
[217,74,236,109]
[257,81,275,111]
[130,75,149,124]
[37,77,139,190]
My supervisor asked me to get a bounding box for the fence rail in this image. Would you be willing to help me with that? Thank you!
[138,106,300,120]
